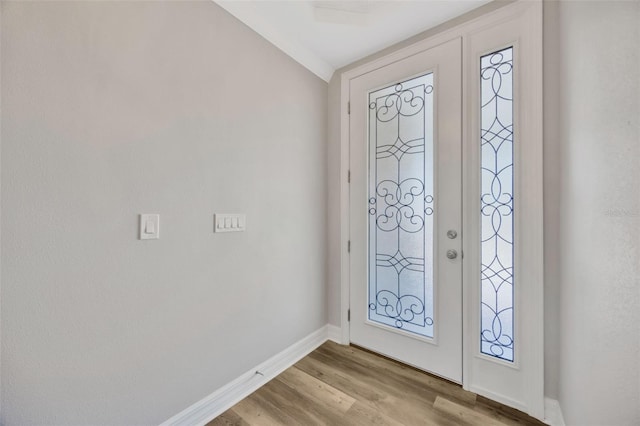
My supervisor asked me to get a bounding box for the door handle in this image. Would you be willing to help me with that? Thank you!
[446,249,458,260]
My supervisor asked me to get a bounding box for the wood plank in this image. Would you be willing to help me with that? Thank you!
[294,353,393,406]
[276,366,356,414]
[258,377,355,426]
[320,341,477,405]
[469,404,539,426]
[206,409,249,426]
[209,341,546,426]
[314,344,439,403]
[433,396,510,426]
[308,348,437,405]
[298,351,458,426]
[231,391,298,426]
[476,396,548,426]
[341,401,406,426]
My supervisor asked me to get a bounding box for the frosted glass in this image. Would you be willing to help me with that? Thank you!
[480,47,514,362]
[367,73,434,338]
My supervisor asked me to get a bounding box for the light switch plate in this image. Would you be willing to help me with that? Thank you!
[214,213,246,233]
[139,214,160,240]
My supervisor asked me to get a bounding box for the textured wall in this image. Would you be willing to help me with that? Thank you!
[326,75,342,329]
[542,0,562,401]
[550,1,640,424]
[1,1,327,424]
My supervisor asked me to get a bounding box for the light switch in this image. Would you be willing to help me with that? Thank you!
[139,214,160,240]
[214,214,246,233]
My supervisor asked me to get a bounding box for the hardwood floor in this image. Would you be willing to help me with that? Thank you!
[208,341,547,426]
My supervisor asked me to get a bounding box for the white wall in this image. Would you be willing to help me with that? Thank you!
[0,1,327,424]
[548,1,640,425]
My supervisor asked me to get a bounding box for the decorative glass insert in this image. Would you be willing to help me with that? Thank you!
[367,73,434,339]
[480,47,514,361]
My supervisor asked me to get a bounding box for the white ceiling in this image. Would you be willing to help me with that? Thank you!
[214,0,491,81]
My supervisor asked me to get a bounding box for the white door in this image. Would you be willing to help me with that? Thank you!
[349,38,462,382]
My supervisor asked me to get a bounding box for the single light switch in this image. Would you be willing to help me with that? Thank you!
[145,220,156,234]
[139,214,160,240]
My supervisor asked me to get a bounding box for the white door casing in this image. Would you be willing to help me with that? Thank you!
[339,1,543,420]
[349,38,462,383]
[463,3,544,416]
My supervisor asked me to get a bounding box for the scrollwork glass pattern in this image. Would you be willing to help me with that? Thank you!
[480,47,514,362]
[368,73,434,338]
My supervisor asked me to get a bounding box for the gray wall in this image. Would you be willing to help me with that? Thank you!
[326,78,342,327]
[547,1,640,425]
[542,0,562,401]
[0,1,327,424]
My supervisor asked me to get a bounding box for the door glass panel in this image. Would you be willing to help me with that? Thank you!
[480,47,514,362]
[367,73,434,339]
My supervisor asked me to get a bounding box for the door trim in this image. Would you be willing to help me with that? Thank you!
[338,0,543,420]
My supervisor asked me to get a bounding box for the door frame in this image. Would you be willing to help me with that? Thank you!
[337,0,543,420]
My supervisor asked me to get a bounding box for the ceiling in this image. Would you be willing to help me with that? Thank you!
[214,0,491,81]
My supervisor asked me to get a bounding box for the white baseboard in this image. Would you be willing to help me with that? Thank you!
[161,325,330,426]
[327,324,341,343]
[161,323,560,426]
[544,397,566,426]
[467,384,527,413]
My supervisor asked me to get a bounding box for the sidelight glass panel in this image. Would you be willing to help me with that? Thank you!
[367,73,434,339]
[480,47,514,362]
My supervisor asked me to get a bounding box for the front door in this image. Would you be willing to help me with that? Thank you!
[349,38,462,382]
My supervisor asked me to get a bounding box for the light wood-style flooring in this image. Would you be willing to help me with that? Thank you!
[209,341,547,426]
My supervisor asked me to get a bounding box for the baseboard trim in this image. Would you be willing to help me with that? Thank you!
[467,384,527,414]
[327,324,341,343]
[161,323,559,426]
[544,397,566,426]
[161,325,330,426]
[469,385,559,424]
